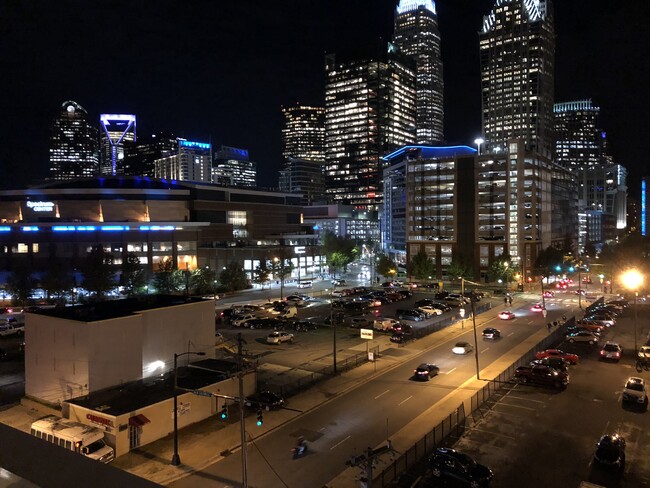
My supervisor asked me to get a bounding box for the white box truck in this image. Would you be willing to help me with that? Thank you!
[30,415,115,463]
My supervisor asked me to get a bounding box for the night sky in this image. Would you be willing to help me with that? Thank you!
[1,0,648,197]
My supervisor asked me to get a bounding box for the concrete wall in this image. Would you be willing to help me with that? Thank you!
[25,314,143,405]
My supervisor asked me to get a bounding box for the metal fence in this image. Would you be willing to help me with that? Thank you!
[377,320,571,487]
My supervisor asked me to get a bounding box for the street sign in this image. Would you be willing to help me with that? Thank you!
[360,329,374,340]
[192,390,213,398]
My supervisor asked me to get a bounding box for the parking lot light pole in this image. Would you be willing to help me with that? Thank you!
[172,351,206,466]
[331,285,338,375]
[621,269,643,353]
[470,292,480,380]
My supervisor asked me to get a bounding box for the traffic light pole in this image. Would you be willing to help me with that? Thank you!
[237,333,249,488]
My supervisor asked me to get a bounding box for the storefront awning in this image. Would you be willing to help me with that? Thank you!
[128,414,150,427]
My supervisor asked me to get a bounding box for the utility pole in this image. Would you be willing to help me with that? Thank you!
[471,292,480,380]
[346,441,395,488]
[237,333,248,488]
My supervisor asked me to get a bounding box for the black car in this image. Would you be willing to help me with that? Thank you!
[324,312,346,325]
[530,357,569,373]
[391,323,412,334]
[244,391,285,410]
[414,298,438,308]
[0,348,7,361]
[434,291,450,300]
[396,289,413,298]
[413,363,439,380]
[482,328,501,340]
[594,434,626,470]
[429,448,493,486]
[245,318,283,329]
[291,320,318,331]
[390,331,412,344]
[396,309,425,321]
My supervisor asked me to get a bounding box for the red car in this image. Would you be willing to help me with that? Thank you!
[536,349,579,365]
[531,303,544,312]
[543,291,554,298]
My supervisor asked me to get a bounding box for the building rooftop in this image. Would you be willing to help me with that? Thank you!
[29,295,209,323]
[383,145,477,163]
[66,358,242,416]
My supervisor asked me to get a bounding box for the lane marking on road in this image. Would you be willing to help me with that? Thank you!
[467,427,516,440]
[330,435,351,450]
[398,395,413,406]
[493,402,536,411]
[446,367,457,375]
[481,347,490,353]
[508,332,514,337]
[506,395,546,404]
[374,390,390,400]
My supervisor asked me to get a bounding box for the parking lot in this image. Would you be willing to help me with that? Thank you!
[416,307,650,487]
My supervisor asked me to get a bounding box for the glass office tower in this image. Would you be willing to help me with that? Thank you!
[393,0,444,144]
[48,101,99,180]
[479,0,555,158]
[100,114,137,176]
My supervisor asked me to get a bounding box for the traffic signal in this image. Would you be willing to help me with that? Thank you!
[256,409,263,426]
[220,404,228,420]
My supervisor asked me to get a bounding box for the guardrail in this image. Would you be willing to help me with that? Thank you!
[377,320,570,487]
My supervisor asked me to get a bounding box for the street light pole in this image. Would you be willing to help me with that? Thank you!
[331,285,338,375]
[171,350,206,466]
[470,292,480,380]
[634,292,639,353]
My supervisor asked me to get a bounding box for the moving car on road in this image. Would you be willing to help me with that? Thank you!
[498,310,515,320]
[452,342,474,355]
[530,303,544,312]
[482,328,501,340]
[413,363,440,381]
[266,331,294,344]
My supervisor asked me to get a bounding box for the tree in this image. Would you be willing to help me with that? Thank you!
[40,258,75,305]
[252,260,270,288]
[81,245,116,300]
[321,231,358,272]
[219,261,248,292]
[190,266,219,296]
[447,258,473,282]
[152,259,183,294]
[408,249,436,280]
[6,258,37,307]
[534,246,566,277]
[328,252,348,278]
[376,253,397,278]
[121,252,147,296]
[487,254,516,284]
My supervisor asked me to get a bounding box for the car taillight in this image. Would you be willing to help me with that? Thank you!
[615,352,620,357]
[600,351,605,355]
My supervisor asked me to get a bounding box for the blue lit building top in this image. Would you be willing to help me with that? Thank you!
[383,145,476,163]
[179,140,211,150]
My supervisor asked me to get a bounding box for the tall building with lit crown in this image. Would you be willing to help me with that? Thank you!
[280,104,326,204]
[100,114,137,176]
[393,0,444,144]
[479,0,555,158]
[324,45,416,209]
[48,101,99,180]
[554,100,604,170]
[212,146,257,187]
[154,139,212,183]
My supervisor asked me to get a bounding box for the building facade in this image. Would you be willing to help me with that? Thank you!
[212,146,257,187]
[123,132,178,177]
[393,0,444,144]
[154,140,212,183]
[554,100,604,170]
[479,0,555,158]
[100,114,137,176]
[303,204,380,244]
[324,45,416,209]
[382,142,577,282]
[48,101,100,181]
[278,158,325,205]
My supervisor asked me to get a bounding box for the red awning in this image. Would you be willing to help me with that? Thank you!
[128,414,150,427]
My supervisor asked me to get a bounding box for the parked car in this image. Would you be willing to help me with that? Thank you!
[244,391,285,410]
[581,316,615,328]
[600,342,622,362]
[565,326,602,338]
[396,309,424,322]
[0,348,7,361]
[390,323,412,334]
[515,365,569,389]
[535,349,579,364]
[284,295,306,306]
[245,318,283,329]
[543,291,555,298]
[331,279,346,286]
[414,298,439,308]
[637,345,650,362]
[374,318,401,332]
[593,434,626,470]
[566,331,599,344]
[390,331,411,344]
[530,357,569,373]
[418,305,443,316]
[266,331,294,344]
[396,289,413,298]
[413,363,439,381]
[622,377,647,405]
[482,328,501,340]
[428,448,493,487]
[573,320,606,333]
[232,314,259,327]
[291,320,318,331]
[452,342,473,355]
[348,317,372,328]
[498,310,515,320]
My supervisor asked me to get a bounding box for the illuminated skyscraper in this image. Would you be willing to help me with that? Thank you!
[154,139,212,182]
[393,0,444,144]
[324,45,416,209]
[479,0,555,157]
[280,104,325,204]
[554,100,604,170]
[212,146,257,187]
[100,113,137,175]
[124,132,178,177]
[48,101,99,180]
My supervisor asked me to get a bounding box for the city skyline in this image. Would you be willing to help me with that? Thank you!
[1,0,648,197]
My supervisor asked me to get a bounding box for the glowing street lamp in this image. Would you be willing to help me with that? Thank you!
[621,269,644,352]
[474,137,485,156]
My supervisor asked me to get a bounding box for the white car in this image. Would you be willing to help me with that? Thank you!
[374,318,401,331]
[266,331,294,345]
[418,306,443,316]
[452,341,474,355]
[566,331,599,344]
[622,377,647,404]
[232,314,258,327]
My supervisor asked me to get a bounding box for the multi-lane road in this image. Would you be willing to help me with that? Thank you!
[173,288,579,487]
